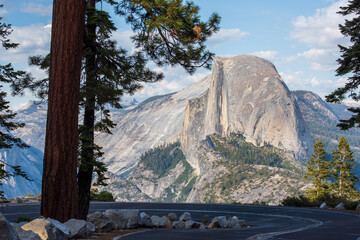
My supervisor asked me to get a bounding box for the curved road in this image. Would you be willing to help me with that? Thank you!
[2,202,360,239]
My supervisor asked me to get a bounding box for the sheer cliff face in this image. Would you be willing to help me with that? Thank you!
[181,55,313,174]
[97,75,211,175]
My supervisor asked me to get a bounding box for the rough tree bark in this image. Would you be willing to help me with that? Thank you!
[41,0,86,222]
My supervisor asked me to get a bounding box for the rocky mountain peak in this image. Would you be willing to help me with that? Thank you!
[181,55,313,174]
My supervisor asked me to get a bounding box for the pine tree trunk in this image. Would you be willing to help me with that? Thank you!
[78,104,95,219]
[78,0,97,220]
[41,0,85,222]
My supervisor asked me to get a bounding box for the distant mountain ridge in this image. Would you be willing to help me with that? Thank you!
[293,90,360,161]
[2,55,360,200]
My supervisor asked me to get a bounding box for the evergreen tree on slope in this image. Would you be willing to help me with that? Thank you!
[331,136,359,200]
[305,140,331,201]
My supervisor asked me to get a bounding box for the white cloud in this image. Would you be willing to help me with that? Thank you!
[0,24,51,64]
[310,77,320,87]
[290,0,349,48]
[280,71,319,88]
[280,71,304,86]
[251,51,279,60]
[310,62,337,71]
[298,48,327,59]
[280,71,335,98]
[208,28,249,47]
[25,65,47,81]
[298,48,338,71]
[279,55,298,64]
[130,65,209,101]
[290,0,351,72]
[335,77,348,88]
[111,29,135,53]
[20,3,52,16]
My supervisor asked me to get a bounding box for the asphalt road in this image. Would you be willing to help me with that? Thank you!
[1,202,360,239]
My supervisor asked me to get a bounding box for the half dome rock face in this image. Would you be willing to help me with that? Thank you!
[181,55,313,174]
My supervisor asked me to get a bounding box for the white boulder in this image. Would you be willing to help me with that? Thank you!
[217,216,228,228]
[138,212,153,227]
[179,212,191,221]
[64,219,87,238]
[172,221,186,230]
[335,202,345,210]
[185,220,201,229]
[208,217,221,229]
[319,202,328,209]
[47,218,71,238]
[87,211,115,232]
[104,210,127,229]
[228,216,244,229]
[116,210,139,229]
[151,215,165,228]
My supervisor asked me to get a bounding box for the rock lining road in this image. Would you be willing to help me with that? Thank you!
[2,202,360,239]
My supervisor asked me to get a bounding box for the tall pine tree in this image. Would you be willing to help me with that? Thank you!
[0,4,31,201]
[326,0,360,129]
[331,136,359,200]
[77,0,166,219]
[305,140,331,201]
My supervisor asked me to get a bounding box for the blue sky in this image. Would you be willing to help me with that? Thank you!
[0,0,352,109]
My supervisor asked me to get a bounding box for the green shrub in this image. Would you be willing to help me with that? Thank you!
[90,189,115,202]
[281,194,359,209]
[97,191,115,202]
[344,200,360,210]
[281,195,316,207]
